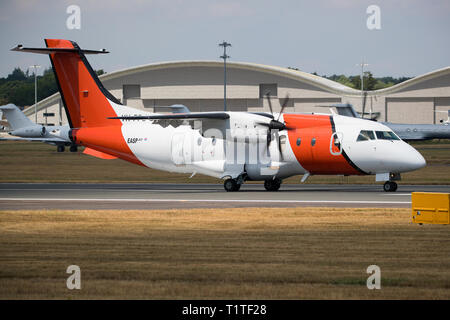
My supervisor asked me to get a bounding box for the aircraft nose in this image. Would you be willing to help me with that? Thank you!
[402,144,426,171]
[408,150,426,170]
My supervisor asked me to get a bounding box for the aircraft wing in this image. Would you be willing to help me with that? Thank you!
[109,112,230,120]
[0,136,67,143]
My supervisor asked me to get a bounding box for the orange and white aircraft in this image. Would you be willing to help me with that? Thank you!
[12,39,426,192]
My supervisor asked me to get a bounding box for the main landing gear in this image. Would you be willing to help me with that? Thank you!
[264,178,282,191]
[383,181,398,192]
[223,176,283,192]
[57,144,78,153]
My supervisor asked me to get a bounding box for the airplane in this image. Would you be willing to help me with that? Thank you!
[436,110,450,124]
[0,103,76,152]
[10,39,427,192]
[321,104,450,141]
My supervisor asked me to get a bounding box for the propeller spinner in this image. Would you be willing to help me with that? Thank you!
[257,93,292,131]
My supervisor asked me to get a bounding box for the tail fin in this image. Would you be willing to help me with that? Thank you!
[12,39,123,128]
[0,104,34,130]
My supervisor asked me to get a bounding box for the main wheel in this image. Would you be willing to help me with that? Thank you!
[69,145,78,152]
[383,181,398,192]
[57,145,65,153]
[264,179,281,191]
[224,179,239,192]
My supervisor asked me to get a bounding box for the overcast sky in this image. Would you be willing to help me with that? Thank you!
[0,0,449,78]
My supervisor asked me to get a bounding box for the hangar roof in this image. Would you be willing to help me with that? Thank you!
[23,60,450,116]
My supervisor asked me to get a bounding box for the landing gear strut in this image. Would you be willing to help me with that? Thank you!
[383,181,398,192]
[224,178,241,192]
[264,178,282,191]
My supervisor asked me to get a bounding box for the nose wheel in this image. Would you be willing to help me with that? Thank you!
[383,181,398,192]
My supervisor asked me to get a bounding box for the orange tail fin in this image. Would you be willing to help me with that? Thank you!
[44,39,122,128]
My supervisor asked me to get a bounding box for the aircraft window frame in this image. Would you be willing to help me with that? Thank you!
[356,130,375,142]
[375,131,400,141]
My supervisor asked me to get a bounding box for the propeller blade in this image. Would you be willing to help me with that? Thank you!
[276,94,290,121]
[265,92,274,117]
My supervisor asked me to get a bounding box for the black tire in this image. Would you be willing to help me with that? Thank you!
[390,181,398,192]
[57,145,65,153]
[224,179,238,192]
[70,145,78,152]
[383,181,397,192]
[264,179,281,191]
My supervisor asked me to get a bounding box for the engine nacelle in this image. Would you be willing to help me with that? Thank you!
[10,125,45,137]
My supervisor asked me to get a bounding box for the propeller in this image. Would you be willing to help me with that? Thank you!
[256,93,293,145]
[257,93,292,132]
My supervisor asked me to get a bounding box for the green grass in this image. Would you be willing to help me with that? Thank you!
[0,140,448,184]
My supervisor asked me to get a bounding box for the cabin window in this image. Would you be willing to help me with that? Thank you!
[311,138,316,146]
[356,130,375,141]
[296,137,301,146]
[375,131,400,140]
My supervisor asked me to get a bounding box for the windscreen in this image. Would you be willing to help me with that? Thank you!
[356,130,375,141]
[375,131,400,140]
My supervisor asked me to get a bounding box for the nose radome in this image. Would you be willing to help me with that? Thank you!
[402,144,426,171]
[410,149,426,170]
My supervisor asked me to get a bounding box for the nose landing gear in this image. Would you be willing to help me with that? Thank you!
[383,181,398,192]
[224,178,241,192]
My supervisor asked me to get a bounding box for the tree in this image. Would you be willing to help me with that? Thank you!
[350,71,377,91]
[7,68,27,81]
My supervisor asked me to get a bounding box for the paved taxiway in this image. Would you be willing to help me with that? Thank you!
[0,183,448,210]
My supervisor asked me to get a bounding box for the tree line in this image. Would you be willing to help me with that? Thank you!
[0,67,105,108]
[323,72,411,90]
[288,67,411,90]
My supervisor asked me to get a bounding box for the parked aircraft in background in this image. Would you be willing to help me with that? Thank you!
[0,104,76,152]
[436,110,450,124]
[321,104,450,141]
[10,39,427,192]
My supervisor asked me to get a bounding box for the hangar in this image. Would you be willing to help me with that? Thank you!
[22,61,450,126]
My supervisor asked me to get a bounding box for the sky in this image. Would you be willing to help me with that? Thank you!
[0,0,449,78]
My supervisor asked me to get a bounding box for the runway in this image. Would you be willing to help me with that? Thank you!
[0,183,448,210]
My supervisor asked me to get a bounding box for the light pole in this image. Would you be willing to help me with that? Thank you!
[219,41,231,112]
[356,61,369,118]
[29,65,41,123]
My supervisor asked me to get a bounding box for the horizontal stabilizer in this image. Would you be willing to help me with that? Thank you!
[83,147,118,159]
[11,45,109,55]
[0,104,18,110]
[109,112,230,121]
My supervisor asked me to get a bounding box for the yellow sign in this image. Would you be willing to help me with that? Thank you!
[412,192,450,225]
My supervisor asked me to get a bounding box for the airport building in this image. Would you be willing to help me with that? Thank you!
[22,61,450,126]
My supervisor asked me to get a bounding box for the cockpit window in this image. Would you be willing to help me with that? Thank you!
[375,131,400,140]
[356,130,375,141]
